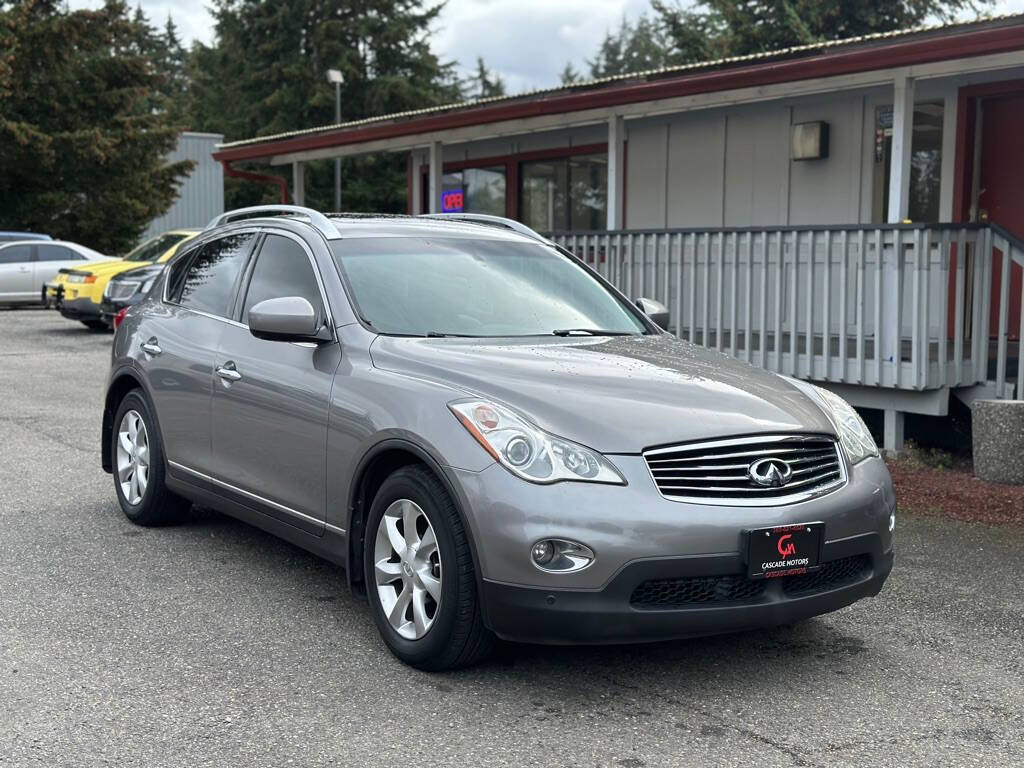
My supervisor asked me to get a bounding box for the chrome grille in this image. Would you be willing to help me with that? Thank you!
[643,434,846,506]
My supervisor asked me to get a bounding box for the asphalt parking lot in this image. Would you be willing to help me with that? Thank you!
[1,308,1022,767]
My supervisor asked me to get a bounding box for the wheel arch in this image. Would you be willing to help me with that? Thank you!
[101,367,159,474]
[345,439,486,610]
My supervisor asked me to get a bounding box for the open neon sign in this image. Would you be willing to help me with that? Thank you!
[441,189,465,213]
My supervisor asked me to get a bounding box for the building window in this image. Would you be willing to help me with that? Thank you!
[439,166,506,215]
[873,101,944,223]
[520,153,607,231]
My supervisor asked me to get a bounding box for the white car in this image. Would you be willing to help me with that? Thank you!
[0,240,109,306]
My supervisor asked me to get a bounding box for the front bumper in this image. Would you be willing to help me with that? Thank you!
[482,533,892,644]
[448,453,896,644]
[59,296,103,321]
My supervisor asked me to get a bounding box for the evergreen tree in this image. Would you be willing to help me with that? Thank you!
[0,0,193,253]
[466,56,506,99]
[653,0,989,60]
[582,1,991,80]
[559,62,582,85]
[588,14,677,78]
[188,0,462,211]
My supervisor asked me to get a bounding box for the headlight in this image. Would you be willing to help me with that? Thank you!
[449,400,625,485]
[810,386,879,464]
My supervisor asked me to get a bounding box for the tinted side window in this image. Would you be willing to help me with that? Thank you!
[36,245,74,262]
[0,245,33,264]
[177,233,254,317]
[242,235,325,324]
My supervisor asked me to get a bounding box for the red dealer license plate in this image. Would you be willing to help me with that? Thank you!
[747,523,824,579]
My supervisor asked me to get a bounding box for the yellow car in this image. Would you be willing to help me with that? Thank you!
[49,229,199,328]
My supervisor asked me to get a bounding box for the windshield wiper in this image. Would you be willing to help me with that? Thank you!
[551,328,635,337]
[425,331,479,338]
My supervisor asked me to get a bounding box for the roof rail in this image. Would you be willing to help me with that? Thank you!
[206,205,337,239]
[418,213,551,244]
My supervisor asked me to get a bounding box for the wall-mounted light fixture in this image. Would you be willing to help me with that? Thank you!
[792,121,830,161]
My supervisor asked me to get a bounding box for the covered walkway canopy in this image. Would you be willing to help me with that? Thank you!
[212,14,1024,228]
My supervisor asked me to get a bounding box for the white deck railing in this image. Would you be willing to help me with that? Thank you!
[548,223,1024,398]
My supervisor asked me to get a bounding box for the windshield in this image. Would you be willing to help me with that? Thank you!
[124,232,188,262]
[332,237,648,337]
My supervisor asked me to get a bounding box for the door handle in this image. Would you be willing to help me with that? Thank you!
[141,338,161,356]
[216,362,242,382]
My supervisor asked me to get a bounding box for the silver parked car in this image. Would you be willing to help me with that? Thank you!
[102,207,894,670]
[0,240,107,306]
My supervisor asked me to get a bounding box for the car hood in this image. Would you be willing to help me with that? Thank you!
[59,258,138,278]
[369,334,836,453]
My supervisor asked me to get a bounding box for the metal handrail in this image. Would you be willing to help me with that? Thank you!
[419,213,551,244]
[206,205,338,239]
[548,222,1023,399]
[545,221,1005,238]
[990,222,1024,267]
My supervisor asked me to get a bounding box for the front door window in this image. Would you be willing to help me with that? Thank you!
[872,101,944,223]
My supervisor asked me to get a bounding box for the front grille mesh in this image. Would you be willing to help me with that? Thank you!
[644,434,844,505]
[630,555,872,610]
[782,555,871,596]
[630,574,767,608]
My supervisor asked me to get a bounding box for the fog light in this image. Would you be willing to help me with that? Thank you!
[531,540,554,565]
[529,539,595,573]
[889,512,896,532]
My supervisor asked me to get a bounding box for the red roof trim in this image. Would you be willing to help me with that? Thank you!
[213,23,1024,164]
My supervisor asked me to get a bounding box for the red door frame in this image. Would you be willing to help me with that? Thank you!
[949,78,1024,341]
[951,78,1024,223]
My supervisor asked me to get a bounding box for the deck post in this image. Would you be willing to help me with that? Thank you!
[883,409,905,457]
[291,161,305,206]
[878,73,915,450]
[887,73,915,223]
[410,151,424,215]
[607,114,625,230]
[428,141,443,214]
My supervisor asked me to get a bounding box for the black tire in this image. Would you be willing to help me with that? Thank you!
[363,465,494,671]
[81,319,108,330]
[111,390,191,526]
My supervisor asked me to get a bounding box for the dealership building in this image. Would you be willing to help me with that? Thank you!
[212,15,1024,453]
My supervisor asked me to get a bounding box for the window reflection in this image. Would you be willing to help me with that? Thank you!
[520,153,607,232]
[177,233,254,317]
[440,166,506,215]
[873,101,944,223]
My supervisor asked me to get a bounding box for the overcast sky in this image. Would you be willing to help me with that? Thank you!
[69,0,1024,93]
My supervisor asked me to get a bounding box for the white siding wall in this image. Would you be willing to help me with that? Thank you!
[428,65,1024,231]
[626,90,884,229]
[144,132,225,238]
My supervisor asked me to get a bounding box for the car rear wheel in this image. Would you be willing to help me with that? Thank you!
[112,390,190,526]
[81,319,108,330]
[364,465,494,671]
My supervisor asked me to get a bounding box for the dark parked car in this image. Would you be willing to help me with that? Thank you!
[102,206,894,671]
[100,263,165,327]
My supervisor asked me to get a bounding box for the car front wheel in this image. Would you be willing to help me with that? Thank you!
[364,465,494,671]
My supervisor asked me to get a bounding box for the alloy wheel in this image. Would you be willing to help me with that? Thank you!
[116,410,150,505]
[373,499,442,640]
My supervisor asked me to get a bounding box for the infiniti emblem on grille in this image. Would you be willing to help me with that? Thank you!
[748,457,793,488]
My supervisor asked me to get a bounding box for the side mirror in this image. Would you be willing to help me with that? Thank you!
[249,296,329,342]
[635,297,669,330]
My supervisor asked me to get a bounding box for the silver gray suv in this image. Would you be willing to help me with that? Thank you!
[102,207,894,670]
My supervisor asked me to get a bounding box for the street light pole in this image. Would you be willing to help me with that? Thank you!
[327,69,344,211]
